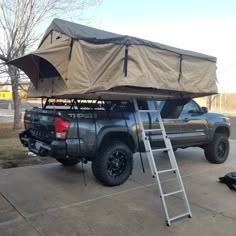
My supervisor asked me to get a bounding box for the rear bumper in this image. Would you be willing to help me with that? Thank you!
[19,131,80,159]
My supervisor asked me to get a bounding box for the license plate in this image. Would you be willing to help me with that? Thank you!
[35,141,43,150]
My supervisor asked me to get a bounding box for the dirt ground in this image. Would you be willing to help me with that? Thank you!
[0,122,54,169]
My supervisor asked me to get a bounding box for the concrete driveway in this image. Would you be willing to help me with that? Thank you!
[0,142,236,235]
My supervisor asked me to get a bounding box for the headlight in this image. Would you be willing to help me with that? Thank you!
[224,117,230,125]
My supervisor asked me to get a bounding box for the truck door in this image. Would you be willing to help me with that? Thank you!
[148,100,184,148]
[178,100,208,146]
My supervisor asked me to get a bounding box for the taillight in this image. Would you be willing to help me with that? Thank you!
[55,117,70,139]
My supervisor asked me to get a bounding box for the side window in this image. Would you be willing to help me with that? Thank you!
[147,100,164,110]
[157,101,165,110]
[137,100,148,110]
[182,100,201,114]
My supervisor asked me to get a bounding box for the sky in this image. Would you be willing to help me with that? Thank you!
[84,0,236,92]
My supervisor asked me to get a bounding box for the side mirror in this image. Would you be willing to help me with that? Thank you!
[201,106,208,113]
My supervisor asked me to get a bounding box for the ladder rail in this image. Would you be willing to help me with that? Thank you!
[153,103,177,169]
[133,99,156,176]
[133,99,172,222]
[153,100,192,223]
[133,98,192,226]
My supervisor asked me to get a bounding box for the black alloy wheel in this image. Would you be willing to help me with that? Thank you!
[92,141,133,186]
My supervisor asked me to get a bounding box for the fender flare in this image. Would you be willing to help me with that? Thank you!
[210,123,230,141]
[97,126,139,152]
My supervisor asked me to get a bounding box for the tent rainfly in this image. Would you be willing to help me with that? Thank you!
[9,18,218,100]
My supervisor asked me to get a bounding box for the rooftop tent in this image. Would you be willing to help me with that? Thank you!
[9,18,218,100]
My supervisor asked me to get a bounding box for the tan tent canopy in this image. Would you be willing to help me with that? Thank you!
[9,18,218,100]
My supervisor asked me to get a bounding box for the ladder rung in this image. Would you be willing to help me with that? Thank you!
[163,189,183,197]
[151,147,170,152]
[144,128,162,132]
[157,168,177,174]
[138,109,160,113]
[169,212,191,222]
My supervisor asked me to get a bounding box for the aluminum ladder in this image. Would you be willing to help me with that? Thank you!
[133,99,192,226]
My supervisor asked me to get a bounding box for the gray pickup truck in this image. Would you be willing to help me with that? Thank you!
[20,98,230,186]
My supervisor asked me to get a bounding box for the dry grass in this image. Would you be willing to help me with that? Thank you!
[0,122,54,169]
[0,122,20,139]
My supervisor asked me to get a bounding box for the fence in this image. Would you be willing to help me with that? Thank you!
[195,93,236,116]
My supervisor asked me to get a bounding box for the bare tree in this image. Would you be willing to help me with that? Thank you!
[0,0,101,129]
[207,94,219,111]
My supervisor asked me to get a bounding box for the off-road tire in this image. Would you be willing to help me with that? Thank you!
[204,133,229,164]
[92,141,133,186]
[56,158,80,166]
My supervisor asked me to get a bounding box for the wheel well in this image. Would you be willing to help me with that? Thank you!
[215,126,230,137]
[99,132,136,153]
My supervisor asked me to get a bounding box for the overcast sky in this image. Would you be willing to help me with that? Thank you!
[86,0,236,92]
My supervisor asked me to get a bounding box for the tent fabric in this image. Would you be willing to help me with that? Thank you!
[9,18,218,99]
[40,18,216,62]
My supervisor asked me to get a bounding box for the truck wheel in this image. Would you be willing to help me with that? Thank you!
[92,141,133,186]
[204,134,229,164]
[56,158,80,166]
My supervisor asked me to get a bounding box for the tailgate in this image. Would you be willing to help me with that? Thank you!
[25,108,56,143]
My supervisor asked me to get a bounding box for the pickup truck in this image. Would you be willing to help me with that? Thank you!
[20,98,230,186]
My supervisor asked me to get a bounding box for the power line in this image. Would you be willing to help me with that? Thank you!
[217,62,236,75]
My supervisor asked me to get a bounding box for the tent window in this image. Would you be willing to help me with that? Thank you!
[39,58,60,79]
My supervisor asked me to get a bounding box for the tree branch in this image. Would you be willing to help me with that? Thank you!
[0,54,8,62]
[0,0,103,129]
